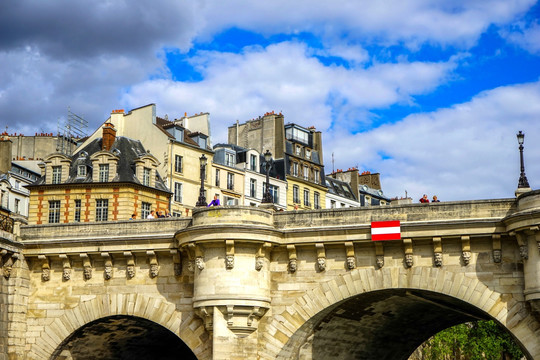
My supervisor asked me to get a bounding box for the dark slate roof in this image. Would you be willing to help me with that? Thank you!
[325,176,357,200]
[32,137,170,193]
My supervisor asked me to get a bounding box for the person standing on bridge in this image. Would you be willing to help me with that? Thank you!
[419,194,430,203]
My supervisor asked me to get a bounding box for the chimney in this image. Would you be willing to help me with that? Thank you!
[102,123,117,151]
[0,135,12,174]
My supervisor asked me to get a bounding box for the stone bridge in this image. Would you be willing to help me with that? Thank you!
[1,191,540,359]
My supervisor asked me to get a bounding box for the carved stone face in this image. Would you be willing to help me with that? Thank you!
[288,259,297,273]
[126,265,135,279]
[195,257,205,271]
[104,265,112,280]
[42,268,50,281]
[83,266,92,280]
[150,264,159,278]
[317,257,326,271]
[255,257,264,271]
[434,252,443,267]
[493,249,502,263]
[62,268,71,281]
[462,251,471,265]
[225,255,234,270]
[346,256,356,270]
[519,245,528,260]
[376,256,384,268]
[405,254,413,268]
[187,260,195,273]
[3,265,12,279]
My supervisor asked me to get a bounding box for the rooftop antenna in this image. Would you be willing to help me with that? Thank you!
[332,152,335,173]
[57,107,88,156]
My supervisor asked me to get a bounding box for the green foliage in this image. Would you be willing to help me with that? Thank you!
[421,320,524,360]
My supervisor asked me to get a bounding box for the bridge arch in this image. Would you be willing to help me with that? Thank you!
[263,267,540,359]
[29,294,209,360]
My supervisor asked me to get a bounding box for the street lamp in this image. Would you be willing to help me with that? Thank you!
[516,131,530,189]
[196,154,208,207]
[262,150,274,203]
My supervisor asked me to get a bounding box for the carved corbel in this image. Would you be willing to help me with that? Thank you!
[225,240,235,270]
[513,232,528,260]
[184,244,195,273]
[2,252,17,279]
[433,237,442,267]
[316,243,326,271]
[287,245,297,273]
[374,242,384,268]
[403,238,413,268]
[102,252,113,280]
[461,236,471,266]
[171,249,182,276]
[38,255,50,281]
[492,234,502,263]
[124,251,135,279]
[255,242,271,271]
[80,253,92,280]
[195,306,213,332]
[59,254,71,281]
[345,242,356,270]
[147,251,159,277]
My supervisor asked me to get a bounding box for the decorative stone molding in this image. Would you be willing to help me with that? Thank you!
[195,305,269,338]
[492,234,502,263]
[316,244,326,272]
[124,251,135,279]
[433,237,443,267]
[461,236,471,266]
[195,256,204,271]
[514,232,529,260]
[403,238,413,268]
[81,253,92,280]
[225,240,234,270]
[345,242,355,270]
[101,252,113,280]
[374,242,384,268]
[171,250,182,276]
[287,245,297,273]
[38,255,50,281]
[60,254,71,281]
[255,243,271,271]
[147,250,159,277]
[1,251,18,279]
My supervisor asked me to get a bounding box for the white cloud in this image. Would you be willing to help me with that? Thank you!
[325,81,540,201]
[502,20,540,54]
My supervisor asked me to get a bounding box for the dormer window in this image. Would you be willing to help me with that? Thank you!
[99,164,109,182]
[142,167,151,186]
[296,146,302,156]
[226,152,235,167]
[77,165,87,177]
[306,149,311,159]
[52,166,62,184]
[250,154,257,171]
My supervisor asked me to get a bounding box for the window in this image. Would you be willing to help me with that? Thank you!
[306,149,311,159]
[48,200,61,223]
[314,192,320,209]
[293,185,300,203]
[249,179,256,198]
[303,165,309,180]
[174,182,183,203]
[292,162,299,177]
[141,202,151,219]
[215,169,220,187]
[172,212,182,218]
[15,181,20,190]
[175,155,183,173]
[250,154,257,171]
[226,153,235,167]
[99,164,109,182]
[96,199,108,221]
[227,173,234,190]
[52,166,62,184]
[314,169,320,184]
[304,188,310,207]
[142,167,151,186]
[285,126,309,144]
[296,146,302,156]
[224,196,238,205]
[14,199,20,214]
[74,199,81,222]
[77,165,86,177]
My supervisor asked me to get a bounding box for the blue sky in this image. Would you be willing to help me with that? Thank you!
[1,0,540,201]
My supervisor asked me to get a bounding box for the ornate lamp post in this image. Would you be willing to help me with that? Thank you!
[196,154,208,207]
[517,131,530,189]
[261,150,274,204]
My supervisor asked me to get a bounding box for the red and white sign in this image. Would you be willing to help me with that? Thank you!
[371,220,401,241]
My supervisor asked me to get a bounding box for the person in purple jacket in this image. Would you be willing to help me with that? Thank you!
[208,195,220,207]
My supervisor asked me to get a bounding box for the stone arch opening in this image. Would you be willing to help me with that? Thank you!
[277,289,531,360]
[51,315,198,360]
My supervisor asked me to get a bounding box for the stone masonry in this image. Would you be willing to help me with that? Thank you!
[1,190,540,359]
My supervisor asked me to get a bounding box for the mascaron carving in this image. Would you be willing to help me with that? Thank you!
[376,255,384,269]
[462,251,471,265]
[288,259,297,273]
[346,256,356,270]
[493,249,502,263]
[225,255,234,270]
[196,305,269,338]
[519,245,528,260]
[195,257,205,271]
[317,257,326,272]
[255,257,264,271]
[405,254,413,268]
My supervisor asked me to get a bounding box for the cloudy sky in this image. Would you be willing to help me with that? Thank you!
[1,1,540,201]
